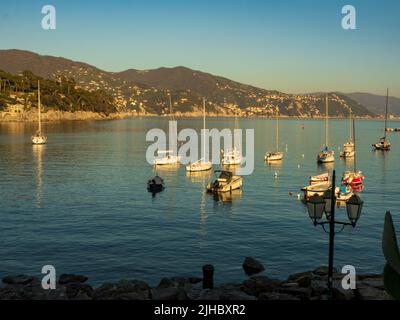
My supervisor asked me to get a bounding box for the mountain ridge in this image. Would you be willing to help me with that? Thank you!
[0,49,376,117]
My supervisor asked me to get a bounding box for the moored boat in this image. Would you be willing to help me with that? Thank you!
[206,170,242,193]
[265,109,284,162]
[373,89,391,151]
[31,80,47,145]
[147,175,165,193]
[317,94,335,163]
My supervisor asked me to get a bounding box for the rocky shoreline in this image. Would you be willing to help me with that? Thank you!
[0,109,388,123]
[0,260,394,300]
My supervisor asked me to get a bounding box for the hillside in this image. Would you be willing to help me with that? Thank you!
[0,49,375,117]
[344,92,400,116]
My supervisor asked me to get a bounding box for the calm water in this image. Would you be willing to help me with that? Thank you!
[1,117,399,286]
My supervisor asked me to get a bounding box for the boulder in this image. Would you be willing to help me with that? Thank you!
[2,275,36,285]
[65,283,93,299]
[259,292,301,300]
[312,266,338,276]
[151,287,187,300]
[242,276,281,297]
[242,257,265,276]
[93,280,151,300]
[59,274,88,285]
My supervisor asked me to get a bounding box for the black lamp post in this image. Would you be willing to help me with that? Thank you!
[306,170,363,296]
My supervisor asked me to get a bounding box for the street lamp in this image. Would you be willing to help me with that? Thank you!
[306,170,363,297]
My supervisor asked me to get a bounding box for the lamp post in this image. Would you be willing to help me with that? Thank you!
[306,170,363,297]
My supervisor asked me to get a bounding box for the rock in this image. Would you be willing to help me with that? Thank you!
[188,277,203,284]
[355,284,393,300]
[259,292,301,300]
[312,266,338,276]
[242,257,265,276]
[310,279,329,296]
[242,276,281,297]
[93,280,151,300]
[65,283,93,299]
[358,278,384,289]
[220,290,256,300]
[158,277,192,289]
[277,285,312,300]
[59,274,88,285]
[2,275,35,285]
[287,272,313,287]
[197,288,222,300]
[151,287,187,300]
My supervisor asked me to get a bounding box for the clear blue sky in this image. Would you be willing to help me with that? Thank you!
[0,0,399,96]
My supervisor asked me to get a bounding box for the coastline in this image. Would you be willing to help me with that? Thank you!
[0,109,393,123]
[0,265,391,300]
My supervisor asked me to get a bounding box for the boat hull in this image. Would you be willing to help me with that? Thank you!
[207,176,243,193]
[186,161,212,172]
[31,135,47,145]
[265,152,284,162]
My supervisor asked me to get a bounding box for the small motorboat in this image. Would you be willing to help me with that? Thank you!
[207,170,242,193]
[265,151,284,162]
[335,185,354,202]
[301,182,330,201]
[147,175,165,193]
[310,172,329,185]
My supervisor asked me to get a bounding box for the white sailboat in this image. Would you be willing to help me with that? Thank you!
[186,98,212,172]
[317,94,335,163]
[340,109,355,158]
[221,112,242,166]
[31,80,47,145]
[373,88,391,151]
[153,94,181,166]
[265,108,284,162]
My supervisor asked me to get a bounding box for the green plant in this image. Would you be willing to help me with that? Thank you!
[382,211,400,299]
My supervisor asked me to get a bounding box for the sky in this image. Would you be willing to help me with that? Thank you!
[0,0,399,96]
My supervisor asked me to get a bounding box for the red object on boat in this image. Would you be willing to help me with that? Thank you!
[342,171,365,187]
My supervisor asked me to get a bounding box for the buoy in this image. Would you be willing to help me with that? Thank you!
[302,154,305,158]
[298,164,301,168]
[274,172,278,178]
[297,194,301,200]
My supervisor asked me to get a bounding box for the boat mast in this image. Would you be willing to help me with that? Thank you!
[38,80,41,134]
[276,108,279,152]
[349,108,353,142]
[203,97,206,161]
[169,93,174,121]
[353,119,357,172]
[325,94,329,148]
[384,88,389,138]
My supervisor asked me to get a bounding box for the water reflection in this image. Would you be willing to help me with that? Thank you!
[212,189,243,202]
[32,144,45,208]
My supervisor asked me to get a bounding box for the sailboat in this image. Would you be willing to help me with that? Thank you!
[342,119,365,188]
[340,109,355,158]
[31,80,47,145]
[265,108,284,162]
[317,94,335,163]
[186,98,212,172]
[153,93,181,166]
[221,111,242,166]
[373,89,391,151]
